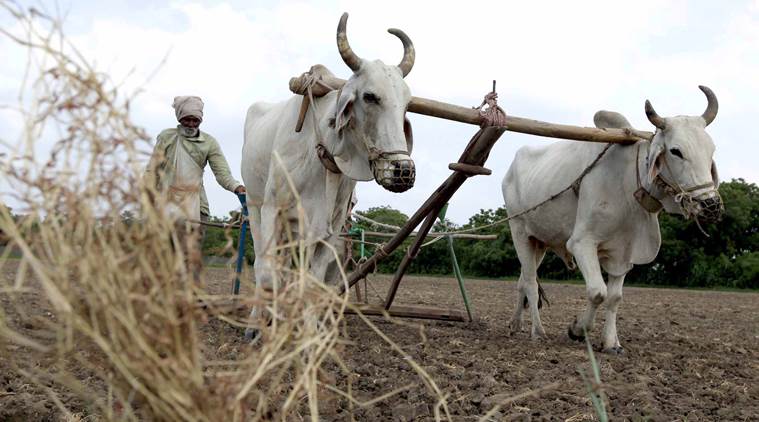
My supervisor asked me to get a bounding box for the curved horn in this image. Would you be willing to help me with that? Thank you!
[336,13,361,72]
[699,85,718,126]
[645,99,666,130]
[387,28,415,77]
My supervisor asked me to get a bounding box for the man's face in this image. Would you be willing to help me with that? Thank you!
[179,116,201,128]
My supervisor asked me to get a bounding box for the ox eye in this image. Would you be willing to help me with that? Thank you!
[669,148,684,159]
[362,92,380,104]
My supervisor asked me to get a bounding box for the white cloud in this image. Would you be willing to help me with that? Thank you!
[1,0,758,223]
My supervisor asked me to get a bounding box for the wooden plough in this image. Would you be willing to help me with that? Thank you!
[284,67,654,322]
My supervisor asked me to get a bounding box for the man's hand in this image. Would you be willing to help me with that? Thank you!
[234,185,246,194]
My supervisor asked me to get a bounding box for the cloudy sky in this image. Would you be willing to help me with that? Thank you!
[1,0,757,224]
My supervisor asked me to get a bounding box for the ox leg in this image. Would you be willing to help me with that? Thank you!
[244,204,263,342]
[567,238,606,342]
[509,283,525,334]
[249,205,279,289]
[304,211,344,286]
[321,236,347,286]
[508,225,527,333]
[510,230,547,340]
[245,202,279,342]
[601,273,625,354]
[310,241,333,284]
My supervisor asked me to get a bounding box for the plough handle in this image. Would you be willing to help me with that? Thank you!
[232,193,249,295]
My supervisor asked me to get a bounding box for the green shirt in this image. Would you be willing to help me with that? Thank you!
[145,127,241,216]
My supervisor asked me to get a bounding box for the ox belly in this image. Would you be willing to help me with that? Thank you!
[503,141,610,254]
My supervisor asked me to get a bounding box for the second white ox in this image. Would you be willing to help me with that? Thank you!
[503,87,723,353]
[241,14,416,339]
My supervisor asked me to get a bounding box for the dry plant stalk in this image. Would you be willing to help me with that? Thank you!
[0,3,449,421]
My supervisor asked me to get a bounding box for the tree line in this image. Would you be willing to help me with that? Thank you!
[202,179,758,289]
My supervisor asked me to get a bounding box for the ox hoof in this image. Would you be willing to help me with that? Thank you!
[567,325,585,342]
[531,329,547,341]
[602,346,625,355]
[509,319,522,335]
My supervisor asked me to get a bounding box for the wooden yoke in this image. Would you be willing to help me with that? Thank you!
[289,71,653,144]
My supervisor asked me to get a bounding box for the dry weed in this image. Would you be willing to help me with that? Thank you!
[0,2,449,421]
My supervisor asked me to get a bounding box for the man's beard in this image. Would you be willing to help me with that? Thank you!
[179,125,199,138]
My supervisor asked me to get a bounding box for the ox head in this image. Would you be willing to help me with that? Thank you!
[644,86,724,223]
[329,13,415,193]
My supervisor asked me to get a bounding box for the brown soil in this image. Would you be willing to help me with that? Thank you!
[332,274,759,421]
[2,263,758,421]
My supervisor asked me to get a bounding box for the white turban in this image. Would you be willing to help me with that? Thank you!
[172,96,204,122]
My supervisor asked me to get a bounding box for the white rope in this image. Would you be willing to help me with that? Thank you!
[351,213,402,231]
[188,219,241,229]
[420,235,446,248]
[351,212,498,238]
[352,143,614,238]
[352,210,506,240]
[305,77,330,143]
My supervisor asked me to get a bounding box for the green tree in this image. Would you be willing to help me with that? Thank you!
[456,207,517,278]
[453,206,576,280]
[351,206,410,273]
[201,214,255,265]
[409,218,458,275]
[629,179,759,288]
[219,178,758,289]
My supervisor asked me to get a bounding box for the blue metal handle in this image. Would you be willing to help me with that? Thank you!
[232,193,249,295]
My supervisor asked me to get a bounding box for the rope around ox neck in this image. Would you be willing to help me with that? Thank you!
[299,75,343,174]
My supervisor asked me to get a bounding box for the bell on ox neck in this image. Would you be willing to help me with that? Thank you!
[634,187,663,213]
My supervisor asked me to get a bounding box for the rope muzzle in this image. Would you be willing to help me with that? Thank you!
[635,142,724,224]
[662,178,724,224]
[370,151,415,193]
[656,162,724,224]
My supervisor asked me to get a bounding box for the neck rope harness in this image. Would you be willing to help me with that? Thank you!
[634,139,722,235]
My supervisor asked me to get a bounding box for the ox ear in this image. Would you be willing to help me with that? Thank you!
[646,142,665,184]
[331,85,373,181]
[335,88,356,137]
[403,115,413,154]
[711,160,720,189]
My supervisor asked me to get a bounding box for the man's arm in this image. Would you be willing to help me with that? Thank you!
[207,138,245,193]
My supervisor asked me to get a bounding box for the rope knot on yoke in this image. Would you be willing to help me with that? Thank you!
[474,88,507,128]
[293,67,343,174]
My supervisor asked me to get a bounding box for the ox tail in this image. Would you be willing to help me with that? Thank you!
[522,279,550,309]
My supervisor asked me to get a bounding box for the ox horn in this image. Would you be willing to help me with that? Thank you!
[644,99,666,130]
[387,28,415,77]
[337,13,361,72]
[699,85,718,126]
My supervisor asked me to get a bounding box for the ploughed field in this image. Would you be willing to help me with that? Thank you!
[327,274,759,421]
[2,263,758,421]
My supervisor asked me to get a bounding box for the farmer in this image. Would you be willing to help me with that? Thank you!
[145,96,245,280]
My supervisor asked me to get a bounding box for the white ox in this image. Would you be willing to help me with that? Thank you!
[241,14,416,340]
[503,87,723,353]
